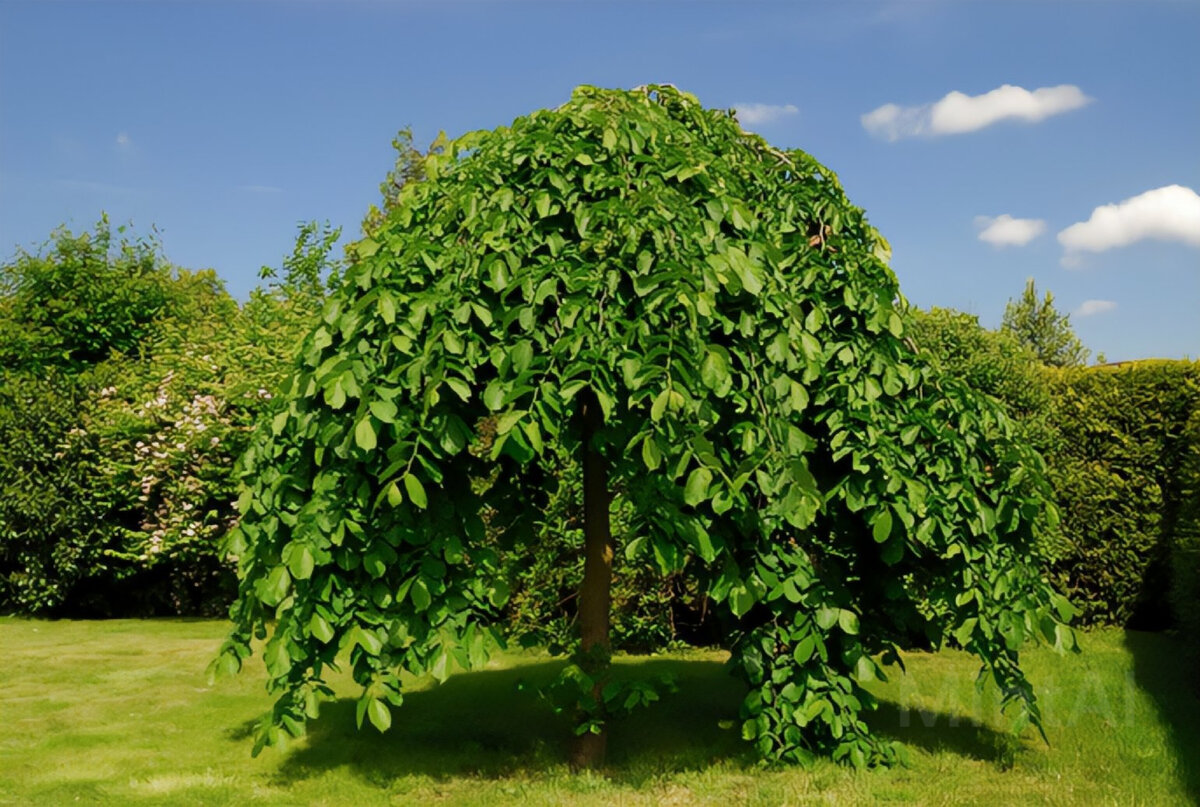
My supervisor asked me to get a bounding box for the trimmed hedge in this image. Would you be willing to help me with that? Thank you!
[1045,360,1200,628]
[1171,408,1200,687]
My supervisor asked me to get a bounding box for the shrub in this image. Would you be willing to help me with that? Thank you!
[0,369,110,612]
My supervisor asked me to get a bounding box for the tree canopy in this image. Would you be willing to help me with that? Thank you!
[213,85,1073,769]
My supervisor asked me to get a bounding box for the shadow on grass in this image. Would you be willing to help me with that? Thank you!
[866,699,1018,764]
[259,656,1016,785]
[1123,630,1200,803]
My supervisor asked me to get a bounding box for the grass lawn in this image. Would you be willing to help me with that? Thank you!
[0,618,1196,806]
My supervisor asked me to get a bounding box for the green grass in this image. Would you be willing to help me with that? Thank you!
[0,618,1196,806]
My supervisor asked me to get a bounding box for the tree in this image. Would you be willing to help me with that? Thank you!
[1001,279,1089,368]
[213,86,1073,769]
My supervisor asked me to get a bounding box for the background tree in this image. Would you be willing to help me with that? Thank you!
[213,85,1073,770]
[1001,279,1089,368]
[360,127,430,238]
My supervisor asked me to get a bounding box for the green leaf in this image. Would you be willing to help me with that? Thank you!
[641,435,662,470]
[489,579,511,609]
[522,420,544,453]
[838,609,860,635]
[444,376,471,402]
[288,545,315,580]
[262,566,291,606]
[793,635,816,664]
[410,578,432,611]
[730,584,755,617]
[510,341,534,374]
[683,467,713,507]
[309,613,335,643]
[954,618,977,647]
[650,388,670,422]
[403,474,428,509]
[355,417,377,452]
[815,607,839,630]
[483,381,506,412]
[871,509,893,543]
[700,348,729,391]
[496,409,525,434]
[369,400,397,423]
[378,293,396,325]
[367,698,391,732]
[854,655,877,682]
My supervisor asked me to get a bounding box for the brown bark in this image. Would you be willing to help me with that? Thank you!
[570,388,613,771]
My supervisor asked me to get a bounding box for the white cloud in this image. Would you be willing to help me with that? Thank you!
[1075,299,1117,317]
[1058,185,1200,259]
[862,84,1091,140]
[733,103,799,127]
[975,214,1046,247]
[116,132,131,148]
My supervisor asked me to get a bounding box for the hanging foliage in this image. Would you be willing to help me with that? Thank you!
[212,85,1073,768]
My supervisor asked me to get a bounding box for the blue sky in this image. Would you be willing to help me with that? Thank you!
[2,1,1197,361]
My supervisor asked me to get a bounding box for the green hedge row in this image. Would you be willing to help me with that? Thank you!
[1043,360,1200,630]
[1171,408,1200,688]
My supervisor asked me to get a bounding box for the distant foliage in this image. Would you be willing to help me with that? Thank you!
[1001,279,1089,368]
[360,127,431,238]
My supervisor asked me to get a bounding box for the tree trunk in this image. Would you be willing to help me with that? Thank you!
[570,388,613,771]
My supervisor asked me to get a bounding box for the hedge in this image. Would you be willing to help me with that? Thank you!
[1044,360,1200,629]
[1171,407,1200,687]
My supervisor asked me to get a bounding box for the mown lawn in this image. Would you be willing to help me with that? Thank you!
[0,618,1195,806]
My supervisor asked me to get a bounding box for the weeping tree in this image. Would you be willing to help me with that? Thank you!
[212,85,1074,769]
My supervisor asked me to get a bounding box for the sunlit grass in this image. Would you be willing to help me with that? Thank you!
[0,618,1195,805]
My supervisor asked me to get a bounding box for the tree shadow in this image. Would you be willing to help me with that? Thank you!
[1123,630,1200,803]
[257,656,1018,785]
[866,699,1018,764]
